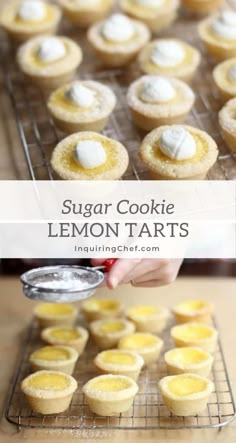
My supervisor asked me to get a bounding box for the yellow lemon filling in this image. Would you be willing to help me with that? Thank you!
[99,321,125,334]
[167,348,208,364]
[168,376,207,397]
[128,305,160,318]
[175,324,213,341]
[208,26,236,45]
[176,300,209,314]
[28,42,69,68]
[36,303,74,316]
[120,333,158,349]
[91,377,131,392]
[14,5,55,26]
[27,372,69,391]
[102,351,136,366]
[49,87,98,112]
[85,298,120,312]
[49,328,80,341]
[30,346,71,362]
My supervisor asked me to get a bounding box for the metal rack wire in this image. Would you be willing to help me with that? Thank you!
[1,15,236,181]
[5,317,236,431]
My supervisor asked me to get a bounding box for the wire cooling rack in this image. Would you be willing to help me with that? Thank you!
[1,12,236,180]
[5,317,236,431]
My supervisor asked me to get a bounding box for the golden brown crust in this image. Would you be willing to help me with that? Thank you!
[94,349,144,381]
[198,16,236,61]
[29,345,79,374]
[213,58,236,103]
[41,326,89,353]
[171,322,218,353]
[164,347,214,377]
[182,0,224,15]
[219,97,236,152]
[58,0,115,27]
[139,125,218,180]
[90,318,136,349]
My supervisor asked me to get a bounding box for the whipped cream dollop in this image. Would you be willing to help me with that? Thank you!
[140,76,176,103]
[65,83,96,107]
[132,0,164,6]
[159,127,196,160]
[228,64,236,82]
[211,10,236,39]
[102,14,135,43]
[18,0,45,21]
[151,41,185,68]
[37,37,66,62]
[74,140,106,169]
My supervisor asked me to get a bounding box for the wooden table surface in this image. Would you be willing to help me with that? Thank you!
[0,275,235,443]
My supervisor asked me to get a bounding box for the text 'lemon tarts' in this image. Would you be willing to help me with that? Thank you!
[58,0,115,28]
[29,345,79,375]
[139,125,218,180]
[34,302,78,328]
[0,0,61,43]
[120,0,180,34]
[219,97,236,152]
[213,58,236,103]
[90,318,135,350]
[181,0,224,15]
[94,349,144,381]
[199,10,236,61]
[17,35,82,90]
[138,39,201,83]
[88,13,150,68]
[118,332,163,365]
[164,347,214,377]
[41,325,89,353]
[171,322,218,353]
[21,370,77,414]
[83,374,138,416]
[48,80,116,134]
[126,304,169,333]
[51,132,129,180]
[159,373,214,416]
[127,75,195,131]
[82,298,124,322]
[172,299,213,324]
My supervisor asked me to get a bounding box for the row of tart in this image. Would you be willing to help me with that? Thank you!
[20,298,217,417]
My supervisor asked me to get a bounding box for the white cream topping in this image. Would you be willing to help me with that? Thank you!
[132,0,164,7]
[101,14,135,43]
[150,41,185,68]
[37,37,66,62]
[65,83,96,107]
[74,140,107,169]
[228,65,236,82]
[18,0,45,21]
[140,76,176,103]
[211,10,236,40]
[159,127,196,160]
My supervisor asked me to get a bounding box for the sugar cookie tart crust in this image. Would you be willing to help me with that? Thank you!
[34,302,78,327]
[94,349,144,373]
[30,345,79,366]
[172,299,213,323]
[171,322,218,353]
[164,346,214,376]
[82,297,124,322]
[21,370,77,399]
[41,325,89,353]
[213,58,236,102]
[90,318,136,349]
[126,304,170,333]
[58,0,115,27]
[51,132,129,180]
[219,97,236,152]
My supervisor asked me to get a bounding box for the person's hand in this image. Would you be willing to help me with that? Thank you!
[91,258,183,289]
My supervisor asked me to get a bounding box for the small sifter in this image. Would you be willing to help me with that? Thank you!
[20,259,116,303]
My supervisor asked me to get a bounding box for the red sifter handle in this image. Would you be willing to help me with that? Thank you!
[103,259,117,272]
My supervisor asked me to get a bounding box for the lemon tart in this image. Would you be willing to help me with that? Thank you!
[29,345,79,375]
[138,39,201,83]
[51,132,129,180]
[171,322,218,353]
[159,373,214,416]
[82,298,124,322]
[41,326,89,353]
[120,0,180,34]
[219,97,236,152]
[47,80,116,134]
[58,0,115,28]
[199,10,236,61]
[90,318,135,350]
[34,302,78,328]
[127,75,195,132]
[182,0,224,15]
[21,370,77,414]
[94,349,144,381]
[213,58,236,103]
[87,13,150,68]
[164,347,214,377]
[82,374,138,416]
[139,125,218,180]
[17,35,82,90]
[118,332,163,365]
[126,304,169,333]
[172,299,213,324]
[0,0,61,43]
